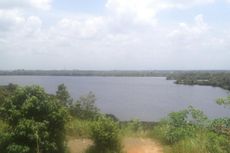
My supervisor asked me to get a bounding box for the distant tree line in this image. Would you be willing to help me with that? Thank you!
[0,70,172,77]
[167,72,230,90]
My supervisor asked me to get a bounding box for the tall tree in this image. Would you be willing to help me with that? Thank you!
[56,84,73,107]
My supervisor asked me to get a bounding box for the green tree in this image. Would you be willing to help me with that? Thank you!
[71,92,99,120]
[0,85,68,153]
[56,84,73,107]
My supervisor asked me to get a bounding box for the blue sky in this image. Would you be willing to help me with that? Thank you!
[0,0,230,70]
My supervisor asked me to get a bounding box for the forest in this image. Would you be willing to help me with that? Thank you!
[0,83,229,153]
[167,72,230,90]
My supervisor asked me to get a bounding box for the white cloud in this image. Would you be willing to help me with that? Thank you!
[166,0,215,8]
[54,16,106,39]
[0,0,230,69]
[0,0,52,10]
[30,0,52,10]
[168,14,209,40]
[166,14,213,53]
[106,0,169,25]
[0,10,25,33]
[105,0,215,25]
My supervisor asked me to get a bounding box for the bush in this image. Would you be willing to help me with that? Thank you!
[88,116,123,153]
[164,110,194,144]
[66,118,93,138]
[0,85,68,153]
[206,131,230,153]
[120,119,147,137]
[168,137,208,153]
[209,118,230,136]
[152,107,230,153]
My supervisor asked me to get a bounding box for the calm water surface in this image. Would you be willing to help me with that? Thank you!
[0,76,229,121]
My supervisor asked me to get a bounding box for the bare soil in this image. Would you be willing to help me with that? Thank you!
[68,137,163,153]
[123,137,163,153]
[68,138,93,153]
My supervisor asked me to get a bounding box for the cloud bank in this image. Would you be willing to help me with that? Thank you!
[0,0,230,70]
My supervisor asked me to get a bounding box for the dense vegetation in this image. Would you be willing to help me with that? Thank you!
[0,85,68,153]
[151,106,230,153]
[0,84,123,153]
[167,71,230,90]
[0,83,229,153]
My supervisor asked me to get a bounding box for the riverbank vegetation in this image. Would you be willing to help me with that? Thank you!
[167,72,230,90]
[151,106,230,153]
[0,83,229,153]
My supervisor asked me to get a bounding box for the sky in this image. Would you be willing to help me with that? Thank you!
[0,0,230,70]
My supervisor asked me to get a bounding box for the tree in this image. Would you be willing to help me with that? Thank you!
[71,92,99,120]
[56,84,73,107]
[0,85,68,153]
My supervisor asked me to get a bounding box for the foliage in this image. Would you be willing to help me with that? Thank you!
[209,118,230,136]
[167,72,230,90]
[163,106,207,144]
[56,84,73,107]
[71,92,99,120]
[66,118,93,138]
[217,96,230,108]
[120,119,147,137]
[0,84,18,109]
[0,120,8,134]
[206,131,230,153]
[88,116,123,153]
[0,85,68,153]
[167,135,208,153]
[105,114,119,122]
[152,106,230,153]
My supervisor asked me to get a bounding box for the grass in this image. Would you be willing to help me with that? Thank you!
[65,114,230,153]
[150,123,230,153]
[66,118,94,138]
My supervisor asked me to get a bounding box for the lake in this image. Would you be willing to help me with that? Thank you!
[0,76,229,121]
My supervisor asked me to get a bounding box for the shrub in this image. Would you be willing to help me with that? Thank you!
[152,107,230,153]
[165,110,194,144]
[88,116,123,153]
[168,137,208,153]
[120,119,146,137]
[209,118,230,136]
[66,118,93,138]
[206,131,230,153]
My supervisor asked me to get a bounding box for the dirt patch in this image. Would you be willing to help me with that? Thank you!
[123,137,163,153]
[68,138,93,153]
[68,137,163,153]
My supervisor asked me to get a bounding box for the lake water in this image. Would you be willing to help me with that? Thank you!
[0,76,229,121]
